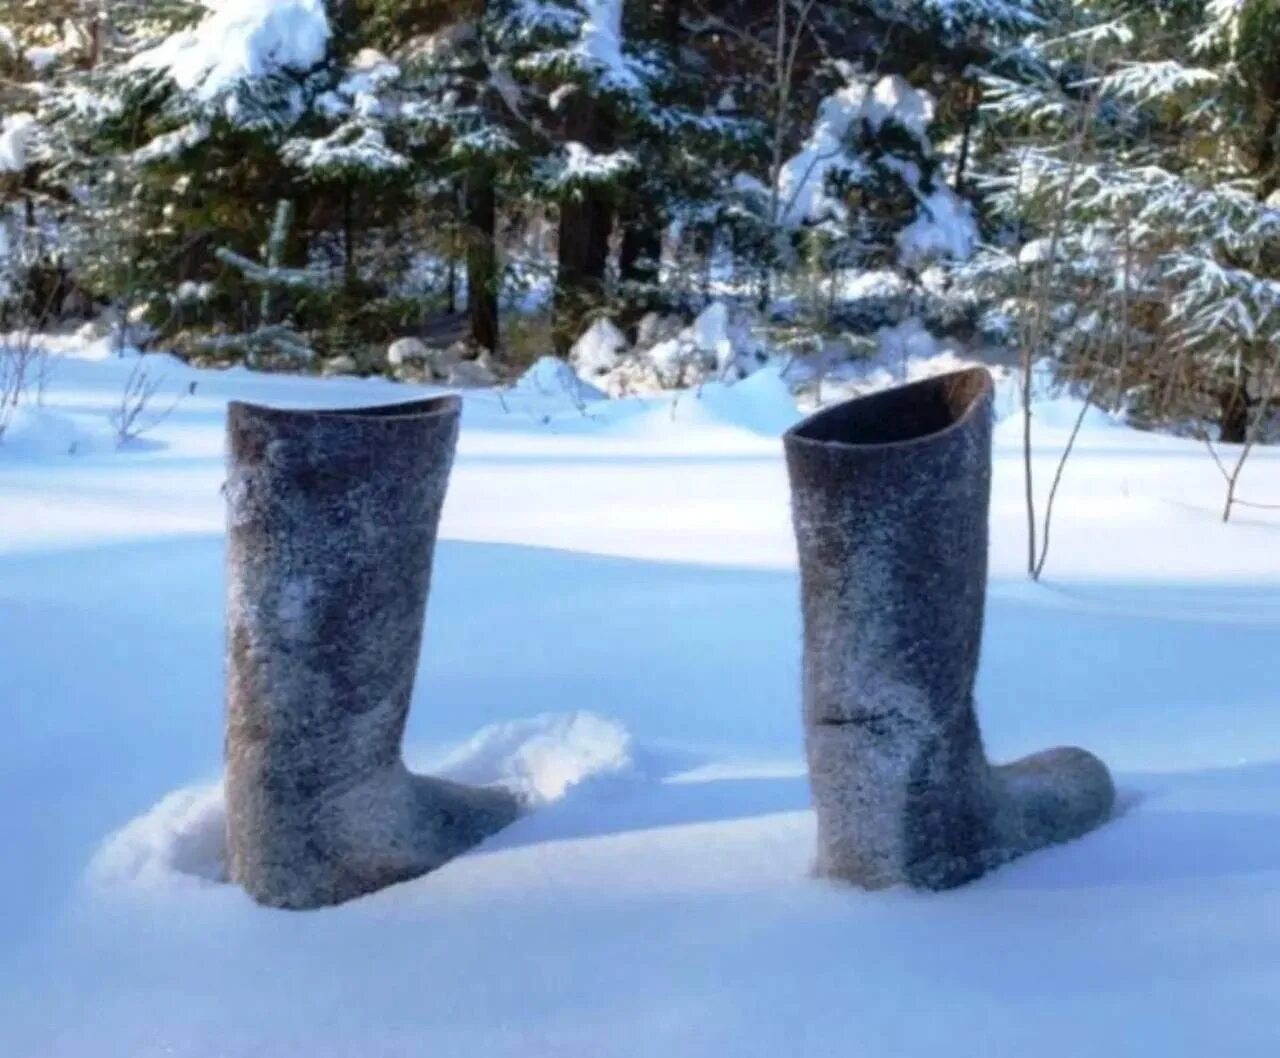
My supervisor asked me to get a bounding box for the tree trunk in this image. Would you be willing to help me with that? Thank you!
[1256,102,1280,202]
[554,95,614,355]
[464,166,499,353]
[953,82,980,195]
[342,180,356,288]
[618,201,663,336]
[1220,373,1252,445]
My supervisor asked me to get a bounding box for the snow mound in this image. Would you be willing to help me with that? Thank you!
[667,362,802,436]
[1001,393,1120,434]
[0,406,112,457]
[428,711,637,805]
[593,302,768,396]
[861,75,933,142]
[506,357,607,419]
[131,0,330,105]
[788,337,1116,432]
[777,80,867,227]
[570,318,628,378]
[687,302,732,368]
[88,783,228,891]
[876,317,939,370]
[87,712,637,893]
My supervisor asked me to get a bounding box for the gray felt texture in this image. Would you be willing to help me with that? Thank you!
[784,368,1114,889]
[224,395,517,909]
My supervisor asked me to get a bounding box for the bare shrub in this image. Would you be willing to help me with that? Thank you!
[110,357,194,447]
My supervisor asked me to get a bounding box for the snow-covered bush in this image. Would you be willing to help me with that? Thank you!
[569,301,771,397]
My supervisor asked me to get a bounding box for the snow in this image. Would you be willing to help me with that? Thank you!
[508,356,607,418]
[24,45,59,73]
[687,301,733,369]
[425,711,637,804]
[0,404,113,456]
[664,361,802,436]
[555,142,638,186]
[898,185,979,267]
[90,711,636,892]
[876,316,940,370]
[778,75,940,228]
[0,112,37,173]
[570,317,629,376]
[577,0,637,91]
[589,302,763,393]
[773,71,976,267]
[777,81,867,227]
[129,122,211,165]
[3,347,1280,1055]
[860,75,933,143]
[283,123,409,174]
[130,0,330,103]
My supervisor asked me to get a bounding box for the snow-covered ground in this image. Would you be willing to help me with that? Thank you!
[3,349,1280,1056]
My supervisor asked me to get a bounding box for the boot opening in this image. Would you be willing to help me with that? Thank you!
[232,395,460,423]
[311,396,459,420]
[788,368,991,447]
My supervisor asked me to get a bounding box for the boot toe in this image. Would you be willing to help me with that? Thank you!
[993,746,1115,857]
[410,774,521,860]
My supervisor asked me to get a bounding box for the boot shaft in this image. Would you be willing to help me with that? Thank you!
[784,370,1000,887]
[225,397,461,903]
[784,369,994,731]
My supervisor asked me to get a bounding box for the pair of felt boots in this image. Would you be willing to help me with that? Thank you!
[225,367,1114,909]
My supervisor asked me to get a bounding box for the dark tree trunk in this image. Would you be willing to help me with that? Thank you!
[618,201,663,337]
[1257,103,1280,204]
[619,208,662,289]
[342,180,356,287]
[615,0,679,338]
[1220,373,1252,445]
[554,95,614,355]
[953,82,980,195]
[464,166,498,353]
[692,224,713,299]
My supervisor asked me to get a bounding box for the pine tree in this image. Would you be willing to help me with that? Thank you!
[965,0,1280,441]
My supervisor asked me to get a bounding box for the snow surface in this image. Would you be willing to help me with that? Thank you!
[508,355,607,419]
[3,347,1280,1056]
[860,75,933,143]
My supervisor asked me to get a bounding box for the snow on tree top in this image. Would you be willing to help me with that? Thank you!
[777,75,935,228]
[129,0,330,102]
[577,0,638,92]
[861,76,934,144]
